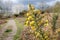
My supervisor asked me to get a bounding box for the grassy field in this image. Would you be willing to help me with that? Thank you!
[14,18,25,40]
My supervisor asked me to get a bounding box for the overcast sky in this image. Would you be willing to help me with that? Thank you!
[0,0,60,13]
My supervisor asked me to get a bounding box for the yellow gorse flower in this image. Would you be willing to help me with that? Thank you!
[38,20,43,25]
[44,23,48,27]
[27,13,30,16]
[35,31,37,34]
[45,20,48,23]
[28,16,33,20]
[25,21,29,26]
[26,21,29,24]
[45,36,48,39]
[25,23,28,26]
[30,21,35,25]
[36,32,40,37]
[44,20,49,27]
[31,26,36,31]
[56,28,60,33]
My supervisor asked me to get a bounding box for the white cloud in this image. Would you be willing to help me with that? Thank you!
[46,1,56,6]
[56,0,60,1]
[2,0,18,3]
[12,4,27,14]
[47,0,60,6]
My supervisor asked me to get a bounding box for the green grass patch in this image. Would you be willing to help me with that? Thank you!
[5,29,12,33]
[14,19,24,40]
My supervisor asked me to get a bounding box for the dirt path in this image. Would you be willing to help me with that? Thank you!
[0,19,17,40]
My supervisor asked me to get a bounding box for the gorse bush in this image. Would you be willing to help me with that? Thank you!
[24,4,50,40]
[21,4,59,40]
